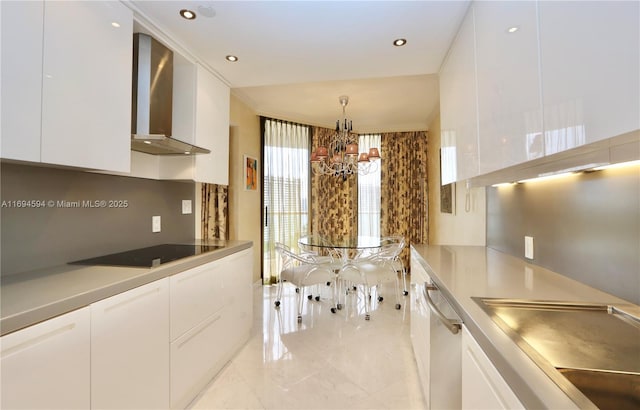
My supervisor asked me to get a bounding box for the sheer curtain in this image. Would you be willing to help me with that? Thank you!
[263,119,310,284]
[358,134,381,237]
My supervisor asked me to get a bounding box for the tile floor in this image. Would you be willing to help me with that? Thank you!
[188,279,426,410]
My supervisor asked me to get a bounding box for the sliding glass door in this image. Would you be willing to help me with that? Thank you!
[263,119,310,284]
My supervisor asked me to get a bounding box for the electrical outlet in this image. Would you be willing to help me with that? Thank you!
[525,236,534,259]
[182,200,192,215]
[152,216,161,233]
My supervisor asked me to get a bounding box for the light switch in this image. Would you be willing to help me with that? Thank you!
[525,236,534,259]
[152,216,161,233]
[182,200,192,215]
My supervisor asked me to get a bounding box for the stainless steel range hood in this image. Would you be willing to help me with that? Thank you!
[131,33,210,155]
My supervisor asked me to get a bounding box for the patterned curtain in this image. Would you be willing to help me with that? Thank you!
[380,131,429,268]
[201,183,228,240]
[310,126,358,239]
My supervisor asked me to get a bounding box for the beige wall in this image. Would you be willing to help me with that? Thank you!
[427,112,486,245]
[229,94,262,283]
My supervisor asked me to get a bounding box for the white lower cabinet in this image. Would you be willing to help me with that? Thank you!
[218,249,253,338]
[170,258,226,340]
[410,254,431,404]
[0,307,90,409]
[462,327,524,410]
[1,248,252,410]
[91,278,170,409]
[170,307,231,409]
[170,248,253,409]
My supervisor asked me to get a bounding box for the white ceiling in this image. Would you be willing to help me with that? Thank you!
[129,1,470,133]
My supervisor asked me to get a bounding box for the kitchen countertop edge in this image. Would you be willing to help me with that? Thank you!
[1,240,253,336]
[410,244,637,410]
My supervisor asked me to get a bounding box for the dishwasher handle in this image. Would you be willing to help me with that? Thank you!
[424,284,462,335]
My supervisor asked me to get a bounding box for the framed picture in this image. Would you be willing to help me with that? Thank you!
[244,155,258,191]
[440,182,455,214]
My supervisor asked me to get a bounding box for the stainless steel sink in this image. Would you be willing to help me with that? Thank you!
[556,368,640,410]
[473,298,640,409]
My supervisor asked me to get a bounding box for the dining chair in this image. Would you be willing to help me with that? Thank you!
[274,243,337,323]
[336,238,405,320]
[381,236,409,296]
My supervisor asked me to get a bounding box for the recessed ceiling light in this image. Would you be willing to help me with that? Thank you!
[393,38,407,47]
[507,26,519,33]
[226,55,238,62]
[180,9,196,20]
[111,22,120,28]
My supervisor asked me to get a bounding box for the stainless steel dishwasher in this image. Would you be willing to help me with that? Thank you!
[422,279,463,409]
[411,254,464,409]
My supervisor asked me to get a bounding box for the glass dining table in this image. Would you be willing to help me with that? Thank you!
[298,234,384,254]
[298,234,387,265]
[298,234,391,317]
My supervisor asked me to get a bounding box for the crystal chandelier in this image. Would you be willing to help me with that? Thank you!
[310,95,381,179]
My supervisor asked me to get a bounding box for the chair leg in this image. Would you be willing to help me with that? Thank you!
[402,265,409,296]
[359,270,371,321]
[394,273,402,310]
[296,286,304,323]
[329,279,338,314]
[274,278,283,308]
[363,285,371,321]
[334,274,344,310]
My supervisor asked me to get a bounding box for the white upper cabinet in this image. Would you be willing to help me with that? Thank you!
[1,1,43,162]
[539,1,640,155]
[41,1,132,172]
[162,62,230,184]
[475,1,543,175]
[1,1,133,172]
[440,1,639,184]
[440,6,479,184]
[194,64,231,185]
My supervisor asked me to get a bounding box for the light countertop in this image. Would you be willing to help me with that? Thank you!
[1,240,252,336]
[410,244,639,410]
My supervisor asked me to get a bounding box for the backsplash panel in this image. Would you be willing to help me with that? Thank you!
[487,165,639,304]
[1,163,195,275]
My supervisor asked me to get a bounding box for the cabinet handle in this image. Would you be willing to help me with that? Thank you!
[104,286,161,313]
[176,265,218,284]
[1,324,76,359]
[177,314,222,349]
[424,283,462,335]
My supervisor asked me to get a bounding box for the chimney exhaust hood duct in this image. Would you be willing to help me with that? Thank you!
[131,33,210,155]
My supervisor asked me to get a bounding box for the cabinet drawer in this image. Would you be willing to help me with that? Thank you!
[170,259,225,340]
[1,307,90,409]
[170,308,232,409]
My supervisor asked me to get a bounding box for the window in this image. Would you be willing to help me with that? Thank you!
[358,134,381,237]
[263,119,310,283]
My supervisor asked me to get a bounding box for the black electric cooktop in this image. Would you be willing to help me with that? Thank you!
[70,244,223,268]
